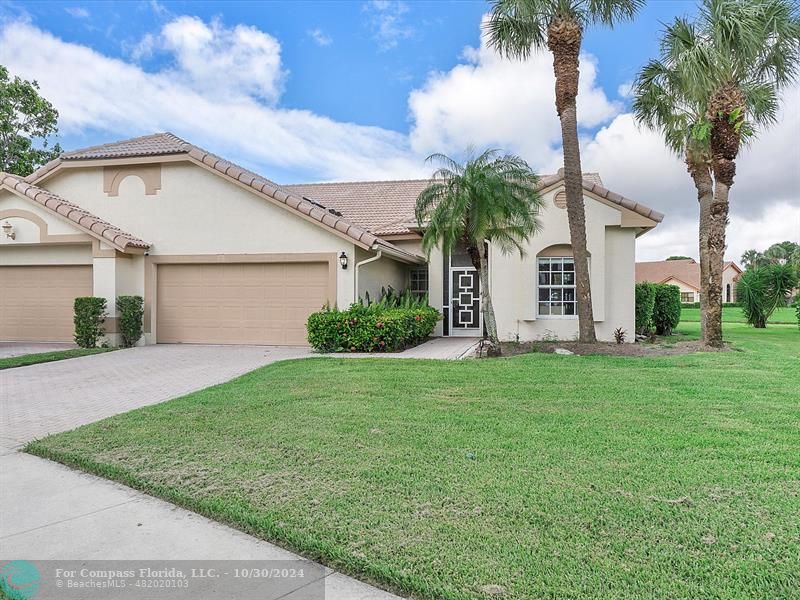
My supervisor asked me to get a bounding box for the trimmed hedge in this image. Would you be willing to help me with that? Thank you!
[652,284,681,335]
[117,295,144,348]
[307,303,440,353]
[74,297,106,348]
[635,283,656,335]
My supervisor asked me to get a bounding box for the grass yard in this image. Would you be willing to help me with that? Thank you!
[28,323,800,599]
[681,305,796,324]
[0,347,113,370]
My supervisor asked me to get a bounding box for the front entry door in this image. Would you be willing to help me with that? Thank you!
[450,267,481,335]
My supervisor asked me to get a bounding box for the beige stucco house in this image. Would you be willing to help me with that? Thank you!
[1,133,663,345]
[635,258,742,304]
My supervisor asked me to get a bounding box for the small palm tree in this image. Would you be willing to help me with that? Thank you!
[486,0,644,343]
[415,150,544,352]
[741,249,766,270]
[635,0,799,347]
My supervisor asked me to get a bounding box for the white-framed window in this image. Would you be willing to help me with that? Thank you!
[681,291,694,303]
[409,267,429,299]
[537,256,576,318]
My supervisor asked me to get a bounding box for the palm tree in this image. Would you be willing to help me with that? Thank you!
[741,249,766,270]
[415,150,544,352]
[486,0,644,343]
[635,0,799,347]
[633,17,715,337]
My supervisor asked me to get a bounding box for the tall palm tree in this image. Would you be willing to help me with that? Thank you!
[635,0,799,347]
[415,150,544,352]
[486,0,644,343]
[741,249,766,270]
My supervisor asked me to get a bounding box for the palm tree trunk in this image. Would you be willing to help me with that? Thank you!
[477,241,500,351]
[705,174,731,347]
[688,161,713,339]
[549,18,596,343]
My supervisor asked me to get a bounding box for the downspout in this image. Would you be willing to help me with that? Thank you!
[354,249,382,302]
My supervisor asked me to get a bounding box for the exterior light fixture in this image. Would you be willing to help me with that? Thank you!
[1,222,14,240]
[339,252,348,269]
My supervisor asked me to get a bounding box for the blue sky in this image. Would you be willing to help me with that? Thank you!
[0,1,796,260]
[14,0,697,138]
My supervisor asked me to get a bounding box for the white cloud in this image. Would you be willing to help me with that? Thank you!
[408,28,620,162]
[307,28,332,47]
[0,20,423,182]
[64,7,90,19]
[364,1,414,50]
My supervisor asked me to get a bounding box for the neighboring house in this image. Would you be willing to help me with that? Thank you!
[635,258,742,304]
[0,133,662,345]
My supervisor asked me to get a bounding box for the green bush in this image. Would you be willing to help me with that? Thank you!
[737,264,798,328]
[635,283,656,335]
[74,297,107,348]
[681,301,739,308]
[794,297,800,330]
[117,295,144,348]
[652,284,681,335]
[307,303,440,352]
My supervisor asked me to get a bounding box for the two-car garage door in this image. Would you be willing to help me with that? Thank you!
[0,265,93,342]
[156,262,330,346]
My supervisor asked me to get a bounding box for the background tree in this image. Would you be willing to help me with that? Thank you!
[0,65,61,176]
[741,249,767,270]
[666,255,693,261]
[416,150,544,352]
[486,0,644,343]
[635,0,800,347]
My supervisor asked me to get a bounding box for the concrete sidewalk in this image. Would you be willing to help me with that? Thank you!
[0,453,395,599]
[328,336,481,360]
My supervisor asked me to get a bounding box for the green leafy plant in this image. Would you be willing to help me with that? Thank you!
[652,284,682,335]
[794,297,800,330]
[737,264,798,328]
[73,297,106,348]
[635,283,656,335]
[307,303,440,353]
[116,295,144,348]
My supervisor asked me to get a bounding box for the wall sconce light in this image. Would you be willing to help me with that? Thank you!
[1,222,14,240]
[339,251,348,269]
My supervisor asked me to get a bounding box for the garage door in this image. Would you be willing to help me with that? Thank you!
[156,262,330,345]
[0,265,93,342]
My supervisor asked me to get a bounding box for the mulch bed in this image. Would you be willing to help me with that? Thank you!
[498,334,732,357]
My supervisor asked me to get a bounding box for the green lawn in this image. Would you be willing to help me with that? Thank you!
[28,323,800,599]
[0,347,113,370]
[681,305,796,324]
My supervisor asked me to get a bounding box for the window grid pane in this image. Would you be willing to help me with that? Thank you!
[537,256,578,318]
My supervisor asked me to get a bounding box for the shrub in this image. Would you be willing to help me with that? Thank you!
[74,297,107,348]
[117,295,144,348]
[635,283,656,335]
[681,301,739,308]
[652,284,681,335]
[794,297,800,330]
[737,264,799,328]
[307,303,440,353]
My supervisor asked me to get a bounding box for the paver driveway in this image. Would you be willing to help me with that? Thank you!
[1,343,310,449]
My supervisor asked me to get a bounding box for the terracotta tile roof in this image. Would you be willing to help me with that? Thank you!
[285,171,662,236]
[32,133,403,254]
[635,259,741,290]
[60,132,188,160]
[0,173,150,251]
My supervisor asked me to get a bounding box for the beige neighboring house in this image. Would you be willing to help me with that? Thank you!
[0,133,663,345]
[635,258,742,304]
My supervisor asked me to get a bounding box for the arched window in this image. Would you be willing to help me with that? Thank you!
[537,245,586,318]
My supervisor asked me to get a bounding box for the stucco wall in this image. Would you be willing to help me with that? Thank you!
[43,162,357,308]
[0,244,91,265]
[722,266,740,303]
[355,247,408,303]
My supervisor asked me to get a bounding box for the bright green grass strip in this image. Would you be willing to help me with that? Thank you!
[0,347,114,370]
[27,323,800,599]
[681,305,795,324]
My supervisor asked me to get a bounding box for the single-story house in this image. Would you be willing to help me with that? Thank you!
[635,258,742,304]
[1,133,663,345]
